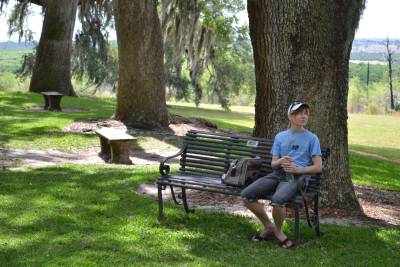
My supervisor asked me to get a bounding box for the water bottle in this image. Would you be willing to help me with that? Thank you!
[286,172,294,181]
[285,149,295,181]
[220,173,226,184]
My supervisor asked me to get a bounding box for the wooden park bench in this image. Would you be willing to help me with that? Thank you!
[41,91,64,111]
[95,127,136,164]
[157,130,330,245]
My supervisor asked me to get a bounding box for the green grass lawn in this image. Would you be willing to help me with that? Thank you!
[350,153,400,191]
[0,91,399,265]
[0,164,398,266]
[169,102,254,133]
[1,91,399,191]
[0,91,181,152]
[348,114,400,150]
[0,91,115,151]
[0,50,29,73]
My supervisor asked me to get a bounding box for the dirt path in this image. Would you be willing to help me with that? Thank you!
[0,147,180,167]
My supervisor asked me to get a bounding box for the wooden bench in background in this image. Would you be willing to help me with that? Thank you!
[157,130,330,245]
[41,91,64,111]
[95,127,136,164]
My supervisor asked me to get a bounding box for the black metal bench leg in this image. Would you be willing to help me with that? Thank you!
[304,198,312,227]
[157,184,164,222]
[181,188,194,214]
[170,186,183,205]
[314,195,321,236]
[294,204,300,246]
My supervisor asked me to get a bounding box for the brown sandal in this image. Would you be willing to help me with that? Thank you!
[250,232,274,242]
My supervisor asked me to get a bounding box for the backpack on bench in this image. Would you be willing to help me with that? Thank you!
[223,157,263,186]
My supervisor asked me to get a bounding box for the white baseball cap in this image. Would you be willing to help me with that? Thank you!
[288,101,309,114]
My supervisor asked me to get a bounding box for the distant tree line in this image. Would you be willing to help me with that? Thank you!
[349,62,400,84]
[351,52,400,62]
[348,62,400,113]
[352,38,400,46]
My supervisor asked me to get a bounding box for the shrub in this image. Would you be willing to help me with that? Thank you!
[367,104,382,115]
[0,73,18,91]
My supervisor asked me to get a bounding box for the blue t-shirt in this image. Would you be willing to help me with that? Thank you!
[271,129,322,167]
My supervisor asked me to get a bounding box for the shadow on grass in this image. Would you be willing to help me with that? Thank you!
[169,104,254,134]
[350,153,400,191]
[349,144,400,164]
[159,212,400,266]
[0,165,399,266]
[0,165,174,265]
[0,91,114,147]
[0,124,97,150]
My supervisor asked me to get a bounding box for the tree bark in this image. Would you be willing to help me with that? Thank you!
[29,0,78,96]
[248,0,365,211]
[386,37,395,110]
[113,0,169,129]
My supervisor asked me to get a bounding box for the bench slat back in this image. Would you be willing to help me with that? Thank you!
[179,130,330,182]
[179,130,274,178]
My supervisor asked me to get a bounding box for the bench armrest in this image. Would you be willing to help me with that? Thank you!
[159,145,187,177]
[308,173,322,179]
[304,173,322,194]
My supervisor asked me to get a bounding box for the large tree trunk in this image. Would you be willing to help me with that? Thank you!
[113,0,169,129]
[29,0,78,96]
[248,0,364,211]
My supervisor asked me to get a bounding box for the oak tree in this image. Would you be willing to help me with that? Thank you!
[248,0,365,210]
[113,0,168,129]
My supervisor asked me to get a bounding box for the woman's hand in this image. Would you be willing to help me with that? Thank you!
[281,161,299,174]
[279,156,292,165]
[280,157,299,174]
[281,156,323,174]
[271,156,296,170]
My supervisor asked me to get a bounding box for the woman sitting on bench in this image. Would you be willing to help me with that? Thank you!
[241,101,322,248]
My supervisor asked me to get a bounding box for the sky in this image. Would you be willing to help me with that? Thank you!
[0,0,400,42]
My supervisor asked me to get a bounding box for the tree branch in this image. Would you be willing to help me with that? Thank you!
[30,0,46,6]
